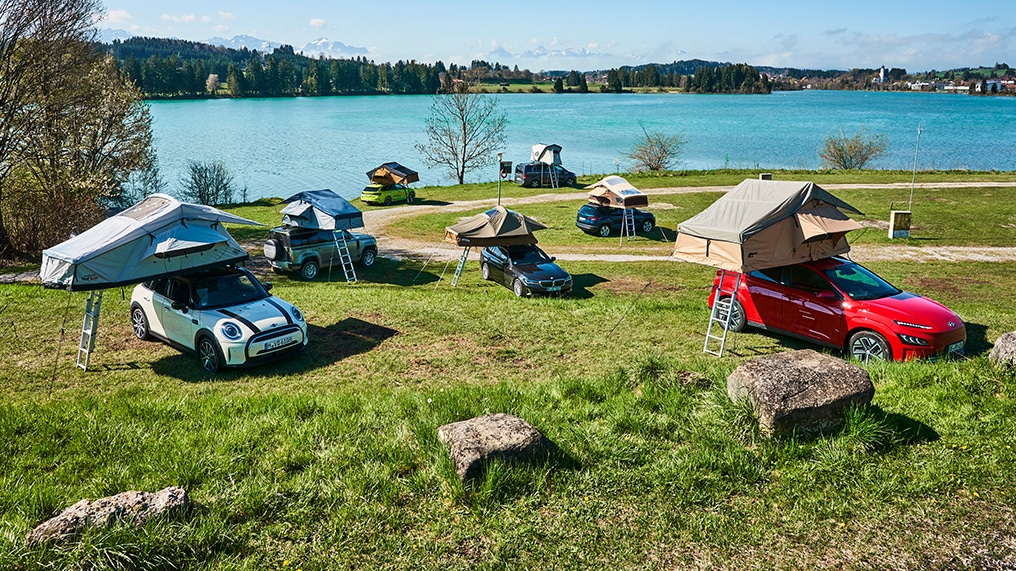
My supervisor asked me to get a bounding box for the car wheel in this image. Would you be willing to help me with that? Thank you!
[263,239,282,260]
[407,191,416,203]
[300,260,319,281]
[848,330,892,363]
[598,224,611,237]
[481,262,491,280]
[565,177,576,186]
[384,195,392,206]
[641,219,655,233]
[271,266,285,275]
[197,336,224,373]
[718,298,746,332]
[360,248,377,268]
[530,179,541,189]
[130,306,151,340]
[512,279,527,297]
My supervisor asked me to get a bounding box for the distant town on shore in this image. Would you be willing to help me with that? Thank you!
[103,36,1014,100]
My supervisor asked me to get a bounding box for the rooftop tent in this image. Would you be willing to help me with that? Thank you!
[530,144,562,166]
[673,179,863,273]
[444,205,547,247]
[41,193,260,291]
[280,189,363,230]
[366,162,420,185]
[585,175,649,209]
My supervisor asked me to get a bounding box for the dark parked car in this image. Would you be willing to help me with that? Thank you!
[575,203,656,237]
[514,162,577,188]
[480,244,572,297]
[710,257,966,362]
[264,226,378,280]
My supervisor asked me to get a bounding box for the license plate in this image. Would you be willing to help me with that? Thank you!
[264,336,293,351]
[546,286,562,292]
[947,340,964,354]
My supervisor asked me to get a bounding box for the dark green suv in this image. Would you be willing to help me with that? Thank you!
[263,226,378,280]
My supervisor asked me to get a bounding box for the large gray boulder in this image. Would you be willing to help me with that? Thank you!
[989,331,1016,367]
[727,349,874,436]
[437,413,548,482]
[25,486,189,545]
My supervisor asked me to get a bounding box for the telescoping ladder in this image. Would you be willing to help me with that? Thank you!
[77,290,104,370]
[703,270,743,357]
[620,208,637,243]
[549,165,559,189]
[451,246,471,286]
[332,232,357,283]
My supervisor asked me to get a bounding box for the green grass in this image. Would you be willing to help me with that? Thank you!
[3,169,1016,569]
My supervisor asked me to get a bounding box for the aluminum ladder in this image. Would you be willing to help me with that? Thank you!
[77,290,103,370]
[620,208,637,243]
[451,246,470,286]
[549,164,559,189]
[332,232,357,283]
[703,270,742,357]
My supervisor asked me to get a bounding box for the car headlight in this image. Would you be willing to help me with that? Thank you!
[894,320,932,330]
[897,333,930,346]
[291,306,304,322]
[220,321,243,341]
[521,276,537,285]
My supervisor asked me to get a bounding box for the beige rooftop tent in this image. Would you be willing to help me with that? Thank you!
[366,162,419,186]
[444,206,547,247]
[585,176,649,209]
[673,179,863,272]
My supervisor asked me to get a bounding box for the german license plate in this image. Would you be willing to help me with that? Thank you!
[546,286,562,292]
[264,336,292,351]
[947,340,964,354]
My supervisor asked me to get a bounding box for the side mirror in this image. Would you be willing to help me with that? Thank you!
[171,301,188,311]
[551,256,557,262]
[263,282,273,291]
[816,290,836,299]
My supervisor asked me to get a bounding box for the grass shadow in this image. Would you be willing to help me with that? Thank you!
[569,273,609,299]
[869,405,940,445]
[962,322,990,357]
[314,257,441,286]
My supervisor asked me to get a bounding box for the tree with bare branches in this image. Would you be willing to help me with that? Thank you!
[627,121,687,172]
[819,128,888,170]
[415,91,508,185]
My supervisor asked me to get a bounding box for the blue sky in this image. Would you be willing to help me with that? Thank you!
[100,0,1014,71]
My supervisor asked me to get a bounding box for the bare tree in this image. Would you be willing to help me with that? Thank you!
[0,0,103,257]
[627,121,687,171]
[415,91,508,184]
[819,128,888,169]
[179,160,237,206]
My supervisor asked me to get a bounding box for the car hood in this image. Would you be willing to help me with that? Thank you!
[859,291,963,330]
[209,297,300,333]
[514,262,569,280]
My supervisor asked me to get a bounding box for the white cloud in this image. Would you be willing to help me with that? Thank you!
[310,18,326,29]
[213,25,229,33]
[200,15,212,23]
[219,12,235,21]
[103,9,131,24]
[161,13,197,24]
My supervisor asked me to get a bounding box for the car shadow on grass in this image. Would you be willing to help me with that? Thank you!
[962,322,990,357]
[313,257,441,286]
[147,317,399,381]
[569,273,609,299]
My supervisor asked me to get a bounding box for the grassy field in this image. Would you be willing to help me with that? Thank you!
[2,170,1016,569]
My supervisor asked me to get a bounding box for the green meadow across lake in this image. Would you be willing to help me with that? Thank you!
[3,170,1016,569]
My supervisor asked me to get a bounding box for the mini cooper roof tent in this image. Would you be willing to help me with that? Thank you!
[530,144,562,166]
[41,193,260,292]
[443,206,548,287]
[280,189,364,230]
[673,179,863,273]
[585,176,649,209]
[366,162,420,186]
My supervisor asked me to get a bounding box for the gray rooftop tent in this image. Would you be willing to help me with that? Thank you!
[585,176,649,209]
[280,189,364,230]
[367,162,419,186]
[673,179,863,273]
[41,193,260,291]
[444,206,547,247]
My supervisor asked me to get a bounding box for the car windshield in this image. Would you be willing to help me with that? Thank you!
[192,271,268,309]
[823,263,901,300]
[509,247,550,265]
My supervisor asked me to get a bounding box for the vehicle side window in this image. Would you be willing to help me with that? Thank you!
[786,266,833,294]
[167,279,191,305]
[749,268,781,283]
[150,278,170,297]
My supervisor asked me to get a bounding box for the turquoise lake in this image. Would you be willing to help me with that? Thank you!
[148,90,1016,201]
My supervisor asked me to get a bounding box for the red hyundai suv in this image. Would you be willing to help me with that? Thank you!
[709,257,966,362]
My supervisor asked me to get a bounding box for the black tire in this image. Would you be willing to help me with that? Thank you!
[300,259,319,281]
[481,262,491,280]
[718,298,746,332]
[530,179,541,189]
[197,336,224,373]
[271,266,285,275]
[512,279,527,298]
[407,190,416,203]
[848,330,892,363]
[384,195,392,206]
[641,219,655,233]
[130,305,151,340]
[598,224,611,238]
[565,177,576,186]
[263,239,282,260]
[360,248,377,268]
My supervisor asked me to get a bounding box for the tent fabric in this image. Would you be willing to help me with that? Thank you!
[281,189,363,230]
[530,144,562,166]
[585,176,649,209]
[41,193,259,291]
[673,179,863,273]
[366,162,419,185]
[444,206,547,247]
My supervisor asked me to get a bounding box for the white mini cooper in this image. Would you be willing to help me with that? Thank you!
[130,266,308,372]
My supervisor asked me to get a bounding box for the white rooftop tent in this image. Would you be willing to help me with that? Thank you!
[530,144,562,166]
[41,193,260,291]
